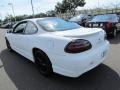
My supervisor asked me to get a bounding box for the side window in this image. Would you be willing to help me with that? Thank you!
[25,22,38,34]
[13,22,27,34]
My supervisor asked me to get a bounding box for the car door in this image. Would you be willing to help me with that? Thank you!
[16,21,38,60]
[8,21,27,53]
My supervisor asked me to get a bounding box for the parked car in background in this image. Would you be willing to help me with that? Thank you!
[1,22,15,29]
[69,14,93,27]
[5,17,109,77]
[86,14,120,37]
[117,14,120,19]
[0,23,1,27]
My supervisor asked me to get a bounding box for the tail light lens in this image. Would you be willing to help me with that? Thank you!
[64,39,92,53]
[106,22,112,29]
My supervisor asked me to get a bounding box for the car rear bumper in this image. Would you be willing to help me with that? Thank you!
[50,41,109,77]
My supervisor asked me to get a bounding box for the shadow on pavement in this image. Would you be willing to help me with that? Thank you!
[0,49,120,90]
[108,32,120,44]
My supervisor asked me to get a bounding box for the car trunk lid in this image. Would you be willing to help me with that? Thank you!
[51,28,105,49]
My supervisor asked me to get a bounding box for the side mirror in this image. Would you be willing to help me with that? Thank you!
[7,29,13,33]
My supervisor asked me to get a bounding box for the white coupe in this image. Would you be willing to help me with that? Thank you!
[5,17,109,77]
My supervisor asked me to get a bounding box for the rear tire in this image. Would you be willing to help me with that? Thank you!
[6,39,13,52]
[33,49,53,76]
[111,29,117,38]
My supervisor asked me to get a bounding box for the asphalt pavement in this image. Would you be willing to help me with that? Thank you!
[0,28,120,90]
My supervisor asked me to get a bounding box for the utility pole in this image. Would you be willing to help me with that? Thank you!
[98,0,99,8]
[8,3,16,22]
[0,5,4,21]
[97,0,100,14]
[31,0,34,17]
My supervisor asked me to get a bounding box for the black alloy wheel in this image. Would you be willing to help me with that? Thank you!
[34,50,53,76]
[6,39,13,51]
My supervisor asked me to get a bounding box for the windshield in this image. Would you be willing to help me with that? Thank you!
[91,14,118,22]
[37,18,80,31]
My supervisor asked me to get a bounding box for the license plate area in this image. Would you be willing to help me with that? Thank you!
[93,24,99,27]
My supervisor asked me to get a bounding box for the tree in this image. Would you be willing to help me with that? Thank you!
[3,13,48,23]
[55,0,86,14]
[4,15,15,22]
[34,13,47,18]
[55,2,63,14]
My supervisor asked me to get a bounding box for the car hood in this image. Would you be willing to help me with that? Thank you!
[50,27,103,37]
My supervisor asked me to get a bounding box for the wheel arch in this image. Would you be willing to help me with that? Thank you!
[32,47,53,75]
[32,47,51,63]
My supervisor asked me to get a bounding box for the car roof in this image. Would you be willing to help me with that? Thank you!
[22,17,57,22]
[89,13,118,22]
[96,14,117,16]
[13,17,58,28]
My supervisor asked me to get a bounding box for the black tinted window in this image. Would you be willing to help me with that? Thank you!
[37,18,80,31]
[13,22,27,34]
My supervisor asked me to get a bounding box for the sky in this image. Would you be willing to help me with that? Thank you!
[0,0,120,19]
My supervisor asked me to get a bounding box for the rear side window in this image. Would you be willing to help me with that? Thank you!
[37,18,80,32]
[25,22,38,34]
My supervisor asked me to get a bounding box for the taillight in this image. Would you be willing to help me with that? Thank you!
[106,22,112,29]
[64,39,92,53]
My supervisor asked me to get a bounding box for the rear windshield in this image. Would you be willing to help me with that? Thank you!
[91,14,118,22]
[37,18,80,32]
[69,14,84,21]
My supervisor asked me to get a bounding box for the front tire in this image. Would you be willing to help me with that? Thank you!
[33,50,53,76]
